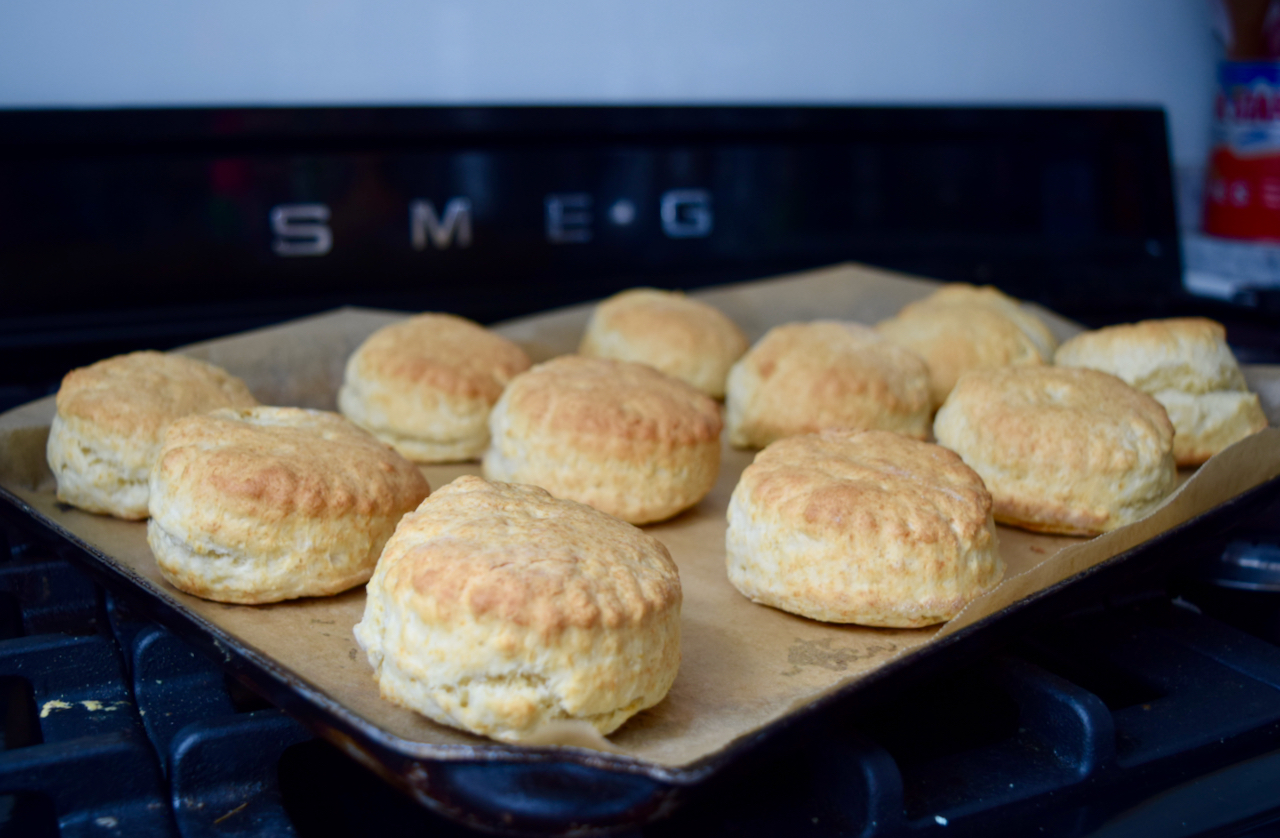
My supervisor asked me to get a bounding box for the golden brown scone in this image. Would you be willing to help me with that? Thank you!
[482,356,722,524]
[934,367,1177,535]
[724,321,932,449]
[45,351,259,519]
[147,407,430,604]
[1054,318,1268,466]
[579,288,749,398]
[353,475,682,743]
[877,284,1057,408]
[909,284,1059,359]
[338,313,532,463]
[726,429,1003,627]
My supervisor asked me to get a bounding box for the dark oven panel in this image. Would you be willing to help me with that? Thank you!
[0,106,1183,409]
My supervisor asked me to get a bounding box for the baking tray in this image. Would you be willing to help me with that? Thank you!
[2,263,1279,835]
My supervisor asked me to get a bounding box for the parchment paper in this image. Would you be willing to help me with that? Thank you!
[2,262,1278,771]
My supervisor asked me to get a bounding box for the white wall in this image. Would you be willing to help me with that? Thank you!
[0,0,1218,166]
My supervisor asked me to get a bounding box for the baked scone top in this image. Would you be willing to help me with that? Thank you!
[741,429,995,551]
[934,366,1178,535]
[939,365,1174,457]
[1054,317,1248,394]
[154,407,430,524]
[579,288,749,396]
[55,350,257,441]
[498,356,723,452]
[743,322,928,404]
[901,283,1059,360]
[876,284,1059,410]
[347,313,531,403]
[726,321,933,447]
[877,305,1048,408]
[582,288,747,353]
[375,475,680,633]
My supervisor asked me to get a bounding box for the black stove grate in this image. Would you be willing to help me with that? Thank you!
[1,508,1280,838]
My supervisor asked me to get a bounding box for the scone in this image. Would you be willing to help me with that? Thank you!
[1054,318,1268,466]
[934,366,1177,535]
[906,284,1059,359]
[353,475,682,742]
[725,429,1003,627]
[147,407,430,604]
[46,351,259,519]
[482,356,722,524]
[877,283,1058,408]
[724,321,932,449]
[338,313,532,463]
[579,288,749,398]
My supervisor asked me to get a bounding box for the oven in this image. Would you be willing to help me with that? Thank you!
[1,106,1279,837]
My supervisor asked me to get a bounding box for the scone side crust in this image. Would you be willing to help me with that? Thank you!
[147,517,381,604]
[1156,389,1271,466]
[338,371,492,459]
[46,413,150,519]
[361,425,490,463]
[361,607,680,739]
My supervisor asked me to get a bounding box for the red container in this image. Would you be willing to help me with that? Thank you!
[1203,61,1280,241]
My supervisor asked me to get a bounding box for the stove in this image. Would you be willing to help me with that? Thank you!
[1,106,1279,837]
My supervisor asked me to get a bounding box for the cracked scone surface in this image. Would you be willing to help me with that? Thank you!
[338,313,532,463]
[579,287,749,398]
[1054,317,1268,466]
[726,429,1003,628]
[725,321,932,449]
[147,407,430,603]
[353,475,682,742]
[46,350,259,519]
[483,355,722,524]
[934,366,1176,535]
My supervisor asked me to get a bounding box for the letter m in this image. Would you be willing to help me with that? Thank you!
[410,198,473,250]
